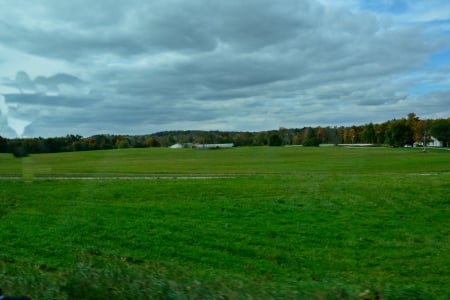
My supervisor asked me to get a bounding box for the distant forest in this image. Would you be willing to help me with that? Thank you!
[1,113,449,157]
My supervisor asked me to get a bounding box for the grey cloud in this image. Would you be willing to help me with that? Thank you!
[0,1,323,59]
[0,70,96,136]
[3,71,87,94]
[14,71,35,92]
[196,90,255,101]
[22,97,224,137]
[4,94,95,108]
[416,90,450,112]
[34,73,85,94]
[211,1,318,49]
[0,0,448,137]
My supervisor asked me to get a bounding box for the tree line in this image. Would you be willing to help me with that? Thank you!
[1,113,448,157]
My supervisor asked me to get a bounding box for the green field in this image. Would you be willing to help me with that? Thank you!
[0,147,449,299]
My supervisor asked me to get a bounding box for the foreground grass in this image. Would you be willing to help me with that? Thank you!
[0,147,449,299]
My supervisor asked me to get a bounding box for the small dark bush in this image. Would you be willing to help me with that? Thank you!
[302,137,321,146]
[12,145,28,158]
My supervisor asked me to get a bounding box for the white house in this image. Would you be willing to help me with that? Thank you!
[413,136,443,147]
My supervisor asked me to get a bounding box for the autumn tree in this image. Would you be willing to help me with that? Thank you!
[374,123,386,144]
[337,127,346,144]
[348,127,356,144]
[144,137,160,147]
[115,136,130,149]
[413,120,425,144]
[115,136,126,148]
[292,132,303,145]
[316,127,326,144]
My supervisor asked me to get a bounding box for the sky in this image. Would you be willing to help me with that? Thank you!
[0,0,449,138]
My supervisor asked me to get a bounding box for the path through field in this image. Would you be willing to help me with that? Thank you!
[0,175,236,180]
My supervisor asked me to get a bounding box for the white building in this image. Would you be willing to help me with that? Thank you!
[413,136,443,147]
[169,143,183,149]
[194,143,234,149]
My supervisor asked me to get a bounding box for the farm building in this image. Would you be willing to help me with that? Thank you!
[169,143,183,149]
[413,136,443,147]
[169,143,194,148]
[194,143,234,149]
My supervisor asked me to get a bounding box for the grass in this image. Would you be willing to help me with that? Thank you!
[0,146,449,177]
[0,147,449,299]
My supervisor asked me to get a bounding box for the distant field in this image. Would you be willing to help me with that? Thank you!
[0,147,449,299]
[1,146,449,177]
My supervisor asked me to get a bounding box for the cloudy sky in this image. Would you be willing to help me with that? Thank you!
[0,0,449,138]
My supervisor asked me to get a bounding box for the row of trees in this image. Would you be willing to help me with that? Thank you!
[1,114,448,157]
